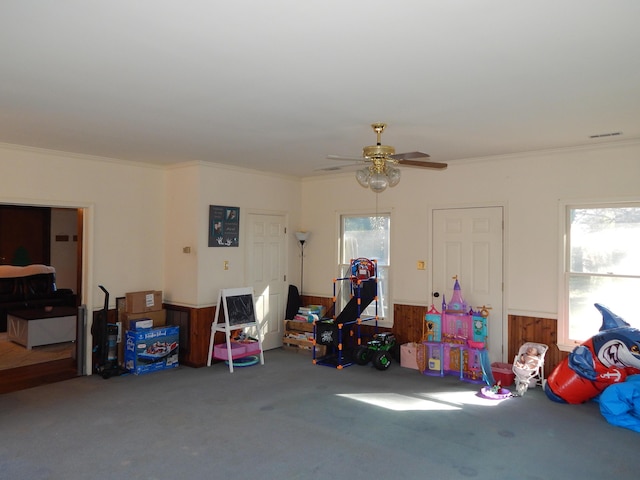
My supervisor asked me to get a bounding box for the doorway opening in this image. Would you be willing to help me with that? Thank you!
[0,203,85,387]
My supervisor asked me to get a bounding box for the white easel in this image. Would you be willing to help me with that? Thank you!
[207,287,265,372]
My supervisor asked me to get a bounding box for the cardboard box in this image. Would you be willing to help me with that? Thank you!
[400,342,419,370]
[130,318,153,330]
[123,310,167,328]
[118,309,167,366]
[125,325,179,375]
[125,290,163,313]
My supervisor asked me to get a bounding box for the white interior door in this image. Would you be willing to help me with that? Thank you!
[247,213,286,350]
[431,206,505,362]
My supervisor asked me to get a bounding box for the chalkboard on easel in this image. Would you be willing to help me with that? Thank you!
[208,286,264,371]
[219,287,257,327]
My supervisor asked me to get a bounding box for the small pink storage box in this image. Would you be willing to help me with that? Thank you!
[400,342,419,370]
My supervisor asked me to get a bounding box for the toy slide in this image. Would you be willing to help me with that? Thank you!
[334,279,377,325]
[478,348,496,386]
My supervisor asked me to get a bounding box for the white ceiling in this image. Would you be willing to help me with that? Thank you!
[1,1,639,177]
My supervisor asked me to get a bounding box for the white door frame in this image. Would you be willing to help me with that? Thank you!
[427,202,508,362]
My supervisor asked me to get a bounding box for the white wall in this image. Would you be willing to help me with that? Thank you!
[163,164,201,306]
[0,144,166,311]
[300,142,640,318]
[164,162,302,307]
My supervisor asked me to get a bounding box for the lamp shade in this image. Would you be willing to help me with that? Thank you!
[295,231,310,242]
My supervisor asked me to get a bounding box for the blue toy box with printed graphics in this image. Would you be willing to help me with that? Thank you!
[125,325,179,375]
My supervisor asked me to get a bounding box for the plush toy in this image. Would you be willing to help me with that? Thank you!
[545,304,640,404]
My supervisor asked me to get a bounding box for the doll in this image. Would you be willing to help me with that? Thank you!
[516,346,540,370]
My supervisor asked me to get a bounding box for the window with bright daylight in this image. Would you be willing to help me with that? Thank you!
[339,213,391,326]
[561,203,640,348]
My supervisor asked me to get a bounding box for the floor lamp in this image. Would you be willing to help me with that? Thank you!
[295,231,310,295]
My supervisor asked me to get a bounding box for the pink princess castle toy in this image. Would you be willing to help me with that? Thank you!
[421,276,489,383]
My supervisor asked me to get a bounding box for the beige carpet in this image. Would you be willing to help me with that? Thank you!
[0,336,74,370]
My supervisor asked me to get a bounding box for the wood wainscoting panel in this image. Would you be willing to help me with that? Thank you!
[193,306,219,366]
[508,315,567,378]
[164,304,218,368]
[392,304,429,345]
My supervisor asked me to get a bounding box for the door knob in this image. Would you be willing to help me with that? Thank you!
[433,292,440,298]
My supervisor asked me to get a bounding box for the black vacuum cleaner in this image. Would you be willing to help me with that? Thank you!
[92,285,123,379]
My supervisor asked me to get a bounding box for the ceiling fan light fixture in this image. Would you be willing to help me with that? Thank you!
[369,172,389,193]
[330,122,447,193]
[387,166,401,187]
[355,168,370,188]
[363,144,395,158]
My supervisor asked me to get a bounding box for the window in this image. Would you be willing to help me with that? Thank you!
[560,203,640,348]
[338,213,391,325]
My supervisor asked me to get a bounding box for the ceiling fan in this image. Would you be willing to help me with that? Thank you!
[326,123,447,192]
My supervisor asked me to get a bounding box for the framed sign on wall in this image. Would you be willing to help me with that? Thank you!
[208,205,239,247]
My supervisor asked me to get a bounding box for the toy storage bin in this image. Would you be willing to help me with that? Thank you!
[491,362,515,386]
[400,342,419,370]
[315,320,353,347]
[214,342,247,359]
[242,341,261,355]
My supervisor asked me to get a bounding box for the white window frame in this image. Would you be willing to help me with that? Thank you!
[337,211,393,328]
[558,198,640,351]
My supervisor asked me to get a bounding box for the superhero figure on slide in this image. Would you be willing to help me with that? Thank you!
[545,303,640,404]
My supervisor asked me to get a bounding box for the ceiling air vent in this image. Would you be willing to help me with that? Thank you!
[589,131,623,139]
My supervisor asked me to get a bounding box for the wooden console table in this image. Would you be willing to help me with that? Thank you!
[7,306,77,349]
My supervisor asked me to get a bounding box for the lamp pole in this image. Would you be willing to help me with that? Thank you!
[295,231,310,295]
[299,239,306,294]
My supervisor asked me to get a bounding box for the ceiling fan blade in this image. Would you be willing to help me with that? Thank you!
[397,159,448,169]
[315,162,362,172]
[327,154,364,161]
[389,151,430,160]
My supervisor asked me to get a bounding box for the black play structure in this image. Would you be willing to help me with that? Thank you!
[91,285,124,379]
[314,275,378,369]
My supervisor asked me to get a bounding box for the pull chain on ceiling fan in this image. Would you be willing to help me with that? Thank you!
[327,123,447,193]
